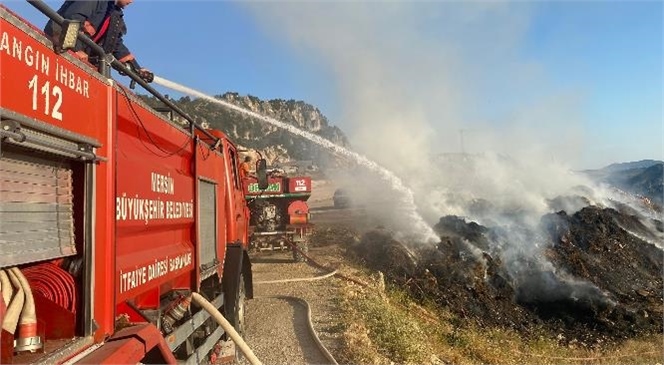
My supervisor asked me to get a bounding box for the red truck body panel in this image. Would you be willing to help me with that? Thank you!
[0,4,250,363]
[115,93,197,304]
[1,9,118,341]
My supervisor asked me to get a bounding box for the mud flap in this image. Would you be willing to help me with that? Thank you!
[221,244,252,330]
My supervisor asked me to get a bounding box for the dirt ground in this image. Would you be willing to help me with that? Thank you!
[309,179,392,234]
[241,180,353,365]
[308,180,338,209]
[242,178,390,364]
[243,246,345,365]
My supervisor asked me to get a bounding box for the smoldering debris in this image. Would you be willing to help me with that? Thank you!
[350,205,663,345]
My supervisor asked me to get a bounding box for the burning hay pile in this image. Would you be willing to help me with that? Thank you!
[350,205,663,345]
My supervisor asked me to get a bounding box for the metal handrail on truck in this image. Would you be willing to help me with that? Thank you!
[26,0,221,145]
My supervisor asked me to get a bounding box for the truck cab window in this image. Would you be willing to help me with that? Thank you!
[228,148,240,189]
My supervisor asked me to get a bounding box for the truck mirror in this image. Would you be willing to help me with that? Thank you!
[256,159,268,190]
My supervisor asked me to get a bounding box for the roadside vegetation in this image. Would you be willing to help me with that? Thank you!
[335,265,663,365]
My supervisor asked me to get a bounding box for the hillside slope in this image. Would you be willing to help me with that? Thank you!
[583,160,663,205]
[141,93,350,168]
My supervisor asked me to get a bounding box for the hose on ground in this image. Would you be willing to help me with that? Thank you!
[254,248,342,365]
[285,240,370,287]
[190,292,262,365]
[254,269,337,285]
[277,295,339,365]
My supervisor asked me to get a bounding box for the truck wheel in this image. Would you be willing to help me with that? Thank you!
[292,241,309,262]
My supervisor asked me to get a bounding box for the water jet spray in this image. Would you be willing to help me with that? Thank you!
[153,76,438,243]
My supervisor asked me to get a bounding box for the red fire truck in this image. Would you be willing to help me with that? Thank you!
[243,172,313,262]
[0,2,265,363]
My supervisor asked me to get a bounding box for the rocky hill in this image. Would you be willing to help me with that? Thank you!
[141,93,350,169]
[583,160,664,205]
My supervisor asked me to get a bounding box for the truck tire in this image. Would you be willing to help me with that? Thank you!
[292,240,309,262]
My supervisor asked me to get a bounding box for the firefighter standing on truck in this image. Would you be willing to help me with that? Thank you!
[239,156,253,180]
[44,0,153,83]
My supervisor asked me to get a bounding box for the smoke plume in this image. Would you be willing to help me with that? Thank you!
[245,1,592,225]
[244,2,662,305]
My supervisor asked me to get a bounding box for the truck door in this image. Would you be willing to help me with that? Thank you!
[226,146,248,245]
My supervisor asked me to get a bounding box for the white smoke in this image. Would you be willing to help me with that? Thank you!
[240,1,662,299]
[242,2,592,222]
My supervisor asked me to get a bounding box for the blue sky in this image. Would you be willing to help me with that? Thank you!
[5,0,662,169]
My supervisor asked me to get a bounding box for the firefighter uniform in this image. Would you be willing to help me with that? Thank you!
[44,1,148,76]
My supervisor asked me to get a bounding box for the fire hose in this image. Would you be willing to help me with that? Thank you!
[190,292,262,365]
[0,267,42,352]
[22,263,77,313]
[254,269,337,285]
[253,245,348,365]
[0,269,22,334]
